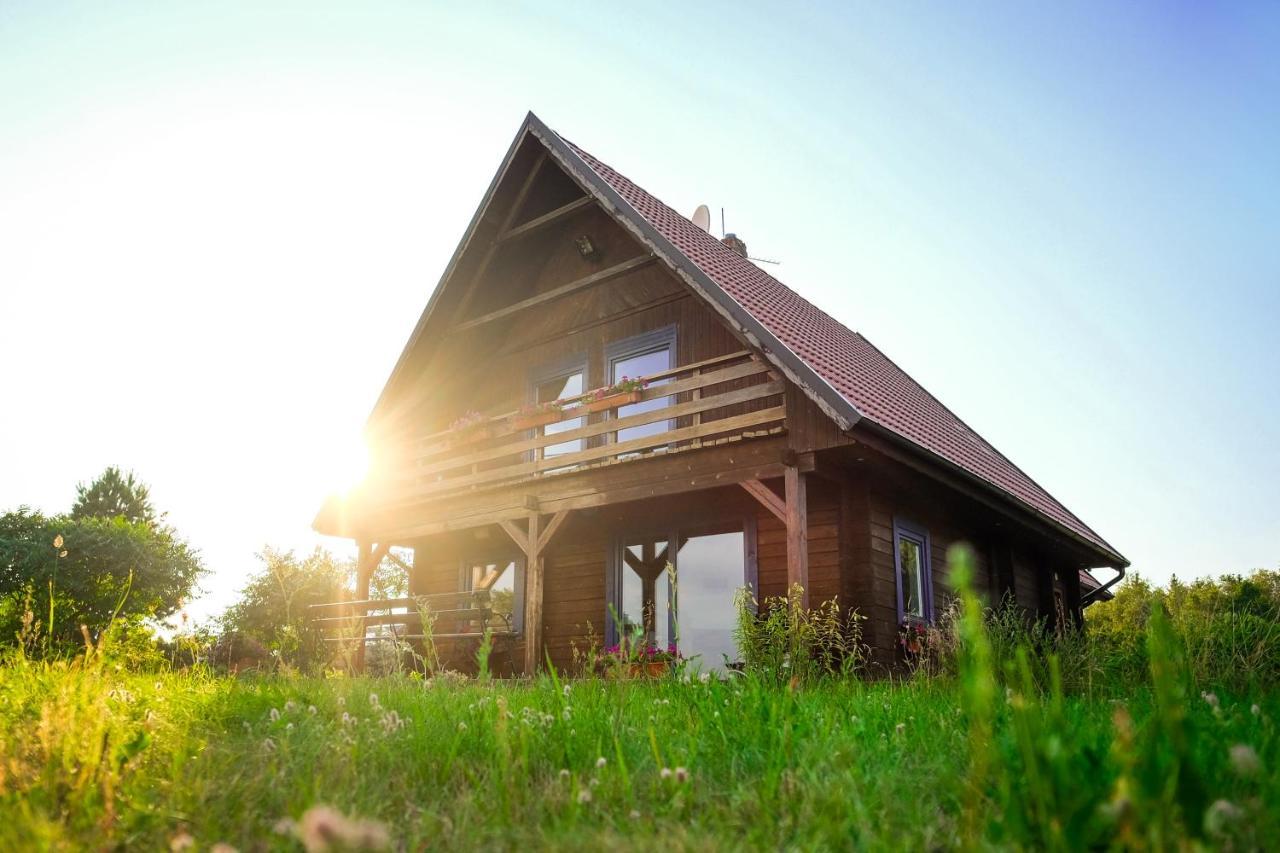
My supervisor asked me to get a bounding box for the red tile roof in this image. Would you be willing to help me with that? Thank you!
[561,136,1123,564]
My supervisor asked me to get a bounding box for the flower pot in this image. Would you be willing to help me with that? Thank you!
[581,390,643,414]
[447,423,495,447]
[628,661,670,678]
[511,410,563,431]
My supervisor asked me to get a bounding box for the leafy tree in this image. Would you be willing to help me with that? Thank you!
[219,547,407,672]
[0,507,204,650]
[71,466,158,527]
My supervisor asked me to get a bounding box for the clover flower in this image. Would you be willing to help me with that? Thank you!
[1229,744,1261,777]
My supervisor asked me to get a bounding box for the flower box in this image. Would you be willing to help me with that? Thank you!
[603,660,671,679]
[446,422,495,447]
[511,409,564,431]
[628,660,670,678]
[580,390,642,414]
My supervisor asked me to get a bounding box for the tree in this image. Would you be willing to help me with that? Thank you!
[0,507,204,650]
[72,466,159,527]
[219,547,407,672]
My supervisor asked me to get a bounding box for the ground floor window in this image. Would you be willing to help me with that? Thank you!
[608,520,752,670]
[893,518,932,623]
[461,556,524,633]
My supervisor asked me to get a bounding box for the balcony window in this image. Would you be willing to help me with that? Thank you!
[607,327,675,447]
[534,370,584,459]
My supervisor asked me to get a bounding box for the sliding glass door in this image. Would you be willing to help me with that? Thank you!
[610,521,751,670]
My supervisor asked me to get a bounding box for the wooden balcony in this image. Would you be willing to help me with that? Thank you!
[375,350,786,510]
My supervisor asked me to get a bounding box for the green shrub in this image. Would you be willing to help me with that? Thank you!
[733,584,868,682]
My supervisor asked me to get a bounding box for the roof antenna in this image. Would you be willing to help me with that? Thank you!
[720,207,725,239]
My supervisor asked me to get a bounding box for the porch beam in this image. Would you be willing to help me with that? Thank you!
[449,254,656,334]
[784,465,810,608]
[740,478,787,523]
[496,195,593,244]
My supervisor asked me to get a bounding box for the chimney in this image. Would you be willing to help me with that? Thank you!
[721,232,747,258]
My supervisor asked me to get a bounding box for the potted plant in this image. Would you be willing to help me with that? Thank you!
[600,640,681,678]
[578,376,649,414]
[510,399,565,431]
[446,410,494,446]
[898,620,928,658]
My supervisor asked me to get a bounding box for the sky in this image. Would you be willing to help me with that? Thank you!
[1,1,1277,627]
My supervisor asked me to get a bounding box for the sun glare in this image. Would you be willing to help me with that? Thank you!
[330,436,372,497]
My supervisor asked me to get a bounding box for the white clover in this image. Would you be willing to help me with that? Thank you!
[596,756,607,769]
[1229,744,1261,777]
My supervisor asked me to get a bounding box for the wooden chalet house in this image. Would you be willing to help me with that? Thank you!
[312,112,1127,674]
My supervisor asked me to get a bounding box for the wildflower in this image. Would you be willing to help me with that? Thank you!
[269,708,280,722]
[660,767,673,780]
[169,831,195,851]
[699,672,711,684]
[285,700,298,713]
[559,769,570,780]
[1229,744,1261,777]
[629,809,641,820]
[53,534,64,550]
[1252,704,1261,717]
[1204,799,1243,837]
[674,767,689,783]
[342,712,355,727]
[588,777,599,788]
[337,696,346,707]
[577,788,592,804]
[1201,691,1219,710]
[59,550,67,558]
[296,804,390,852]
[457,721,467,732]
[286,722,295,732]
[262,738,277,753]
[895,723,906,735]
[209,844,238,853]
[596,756,607,769]
[273,818,297,836]
[308,705,318,715]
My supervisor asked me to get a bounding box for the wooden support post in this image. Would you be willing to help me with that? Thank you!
[498,510,571,675]
[784,465,809,608]
[351,542,390,672]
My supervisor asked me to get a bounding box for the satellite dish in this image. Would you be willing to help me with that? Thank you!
[691,204,711,232]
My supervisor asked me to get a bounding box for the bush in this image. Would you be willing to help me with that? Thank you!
[733,584,868,682]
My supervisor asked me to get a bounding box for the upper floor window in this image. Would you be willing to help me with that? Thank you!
[893,518,932,623]
[607,328,675,446]
[534,370,584,459]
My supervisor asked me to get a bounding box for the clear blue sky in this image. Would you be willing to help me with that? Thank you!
[1,2,1276,624]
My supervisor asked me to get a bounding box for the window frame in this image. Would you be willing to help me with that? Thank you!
[603,511,758,649]
[604,325,677,445]
[893,517,933,624]
[458,551,526,635]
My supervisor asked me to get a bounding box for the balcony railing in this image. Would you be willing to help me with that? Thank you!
[381,350,785,505]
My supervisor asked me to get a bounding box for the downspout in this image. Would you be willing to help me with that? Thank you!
[1080,564,1127,607]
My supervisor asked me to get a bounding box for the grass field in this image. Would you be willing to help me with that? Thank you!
[2,632,1277,849]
